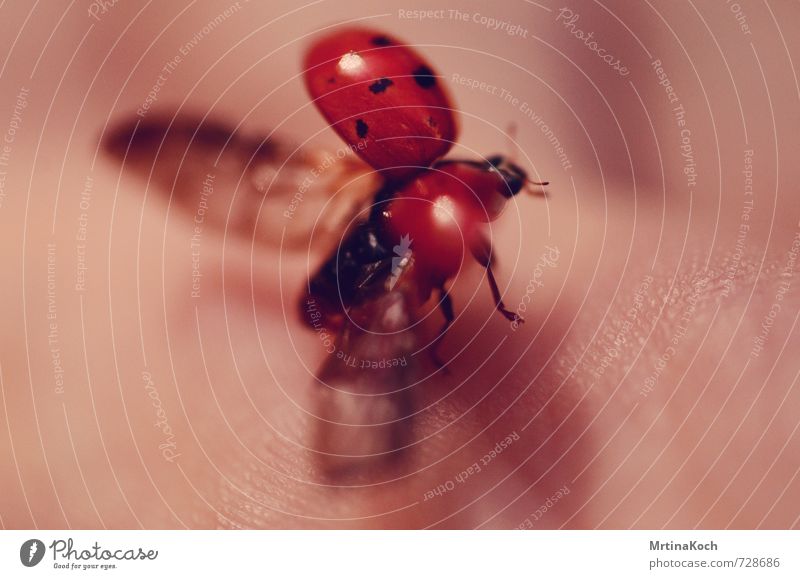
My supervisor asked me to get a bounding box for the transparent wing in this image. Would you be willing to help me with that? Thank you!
[102,112,380,250]
[310,288,421,479]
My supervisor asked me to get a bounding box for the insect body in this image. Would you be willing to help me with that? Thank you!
[301,27,545,362]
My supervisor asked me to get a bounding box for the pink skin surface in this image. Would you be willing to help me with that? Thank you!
[1,0,799,529]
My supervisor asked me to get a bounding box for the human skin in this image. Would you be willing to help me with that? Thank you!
[0,0,799,529]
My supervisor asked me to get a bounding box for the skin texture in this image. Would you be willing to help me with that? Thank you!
[0,0,799,529]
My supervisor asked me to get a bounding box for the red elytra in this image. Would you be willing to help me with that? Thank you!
[303,27,457,181]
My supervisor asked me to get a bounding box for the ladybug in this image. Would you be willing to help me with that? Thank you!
[300,27,546,365]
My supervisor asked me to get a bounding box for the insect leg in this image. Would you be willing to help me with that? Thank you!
[430,286,455,369]
[470,234,524,324]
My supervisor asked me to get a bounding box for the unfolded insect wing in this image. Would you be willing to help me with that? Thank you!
[310,289,418,476]
[103,113,380,249]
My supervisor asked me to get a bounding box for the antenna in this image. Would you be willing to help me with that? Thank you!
[504,122,550,195]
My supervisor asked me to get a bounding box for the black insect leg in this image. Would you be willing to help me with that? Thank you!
[427,286,455,370]
[470,234,524,324]
[485,264,523,324]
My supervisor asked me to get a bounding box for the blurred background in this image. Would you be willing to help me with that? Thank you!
[1,0,799,529]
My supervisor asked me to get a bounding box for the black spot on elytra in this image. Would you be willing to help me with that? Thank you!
[371,35,392,46]
[368,78,394,94]
[413,65,437,88]
[355,119,369,138]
